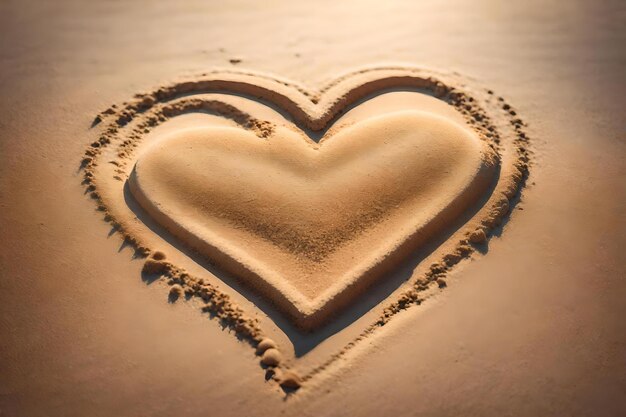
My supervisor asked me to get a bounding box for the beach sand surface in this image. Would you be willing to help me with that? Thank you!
[0,1,624,416]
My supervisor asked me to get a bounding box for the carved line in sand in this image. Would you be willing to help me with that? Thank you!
[81,67,531,392]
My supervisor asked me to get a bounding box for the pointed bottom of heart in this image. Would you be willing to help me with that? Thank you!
[127,110,498,329]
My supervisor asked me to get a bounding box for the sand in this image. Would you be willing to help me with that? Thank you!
[1,1,624,416]
[129,110,496,327]
[82,66,526,378]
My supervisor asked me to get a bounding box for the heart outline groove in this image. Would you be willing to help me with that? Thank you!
[81,66,531,390]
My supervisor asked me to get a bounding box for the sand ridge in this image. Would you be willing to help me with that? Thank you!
[80,67,531,390]
[128,111,498,327]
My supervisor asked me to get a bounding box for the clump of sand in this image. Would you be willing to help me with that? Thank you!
[168,284,183,302]
[469,228,487,244]
[256,338,277,354]
[261,348,283,367]
[278,370,302,389]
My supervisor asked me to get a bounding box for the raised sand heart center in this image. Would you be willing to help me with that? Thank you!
[129,110,496,328]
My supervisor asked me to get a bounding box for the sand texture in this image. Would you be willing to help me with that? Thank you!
[129,111,496,327]
[1,1,624,416]
[79,66,527,384]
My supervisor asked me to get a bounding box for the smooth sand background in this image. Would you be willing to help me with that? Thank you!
[0,1,624,416]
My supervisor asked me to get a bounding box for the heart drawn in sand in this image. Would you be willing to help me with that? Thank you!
[83,68,530,385]
[129,110,497,328]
